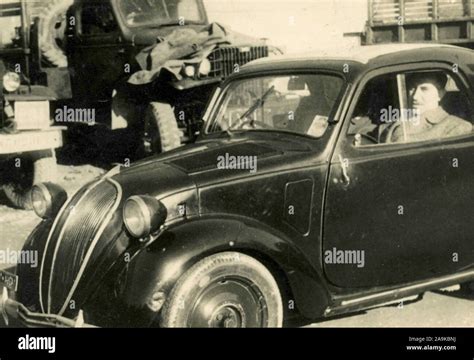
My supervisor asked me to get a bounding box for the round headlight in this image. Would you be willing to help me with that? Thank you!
[123,196,167,239]
[183,65,196,78]
[198,59,211,76]
[31,183,68,219]
[2,72,21,92]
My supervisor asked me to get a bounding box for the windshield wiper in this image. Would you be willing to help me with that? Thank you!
[226,86,275,136]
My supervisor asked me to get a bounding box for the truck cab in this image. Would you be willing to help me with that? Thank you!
[63,0,274,155]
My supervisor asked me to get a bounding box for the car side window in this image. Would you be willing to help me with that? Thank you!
[348,70,474,146]
[81,3,118,35]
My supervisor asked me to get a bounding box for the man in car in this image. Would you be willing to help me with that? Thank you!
[388,72,472,143]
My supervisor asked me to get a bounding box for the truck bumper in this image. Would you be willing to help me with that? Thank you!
[0,286,96,328]
[0,128,63,155]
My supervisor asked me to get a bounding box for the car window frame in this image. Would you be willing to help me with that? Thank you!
[203,69,348,138]
[343,62,474,150]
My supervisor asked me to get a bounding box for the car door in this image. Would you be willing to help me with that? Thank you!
[67,1,130,101]
[323,64,474,288]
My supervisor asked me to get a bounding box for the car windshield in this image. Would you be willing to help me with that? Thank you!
[209,74,345,138]
[117,0,206,27]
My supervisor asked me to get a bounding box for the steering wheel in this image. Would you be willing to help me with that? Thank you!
[385,122,401,144]
[357,133,379,145]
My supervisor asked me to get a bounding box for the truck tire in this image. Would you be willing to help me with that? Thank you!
[37,0,73,68]
[160,252,284,328]
[2,152,58,210]
[145,102,182,154]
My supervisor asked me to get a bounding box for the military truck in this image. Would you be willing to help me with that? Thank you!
[0,0,64,209]
[364,0,474,48]
[61,0,279,156]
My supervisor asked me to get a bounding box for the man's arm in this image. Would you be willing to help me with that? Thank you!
[444,116,473,137]
[394,116,472,143]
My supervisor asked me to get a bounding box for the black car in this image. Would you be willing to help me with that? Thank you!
[1,44,473,328]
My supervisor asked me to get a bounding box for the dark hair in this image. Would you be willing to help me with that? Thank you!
[407,72,448,91]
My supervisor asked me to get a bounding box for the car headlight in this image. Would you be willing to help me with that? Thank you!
[123,195,167,239]
[2,72,21,92]
[198,59,211,76]
[31,183,68,219]
[183,65,196,78]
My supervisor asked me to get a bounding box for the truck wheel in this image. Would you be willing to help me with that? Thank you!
[145,102,182,154]
[2,153,58,210]
[160,252,284,328]
[37,0,73,68]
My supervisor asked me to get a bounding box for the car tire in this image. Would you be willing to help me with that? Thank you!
[160,252,284,328]
[145,102,182,154]
[2,152,58,210]
[37,0,73,68]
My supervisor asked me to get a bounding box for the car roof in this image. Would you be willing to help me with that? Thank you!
[249,44,461,66]
[242,43,474,72]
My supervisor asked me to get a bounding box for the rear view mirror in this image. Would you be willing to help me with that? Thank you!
[288,76,307,91]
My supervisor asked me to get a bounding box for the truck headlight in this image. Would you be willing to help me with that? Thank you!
[198,59,211,76]
[31,183,68,219]
[2,72,21,92]
[123,196,167,239]
[183,65,195,78]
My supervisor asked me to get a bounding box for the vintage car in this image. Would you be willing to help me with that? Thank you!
[1,44,473,328]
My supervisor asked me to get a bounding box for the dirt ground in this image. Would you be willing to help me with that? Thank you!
[0,165,105,265]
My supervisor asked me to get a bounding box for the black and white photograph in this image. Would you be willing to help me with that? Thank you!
[0,0,473,348]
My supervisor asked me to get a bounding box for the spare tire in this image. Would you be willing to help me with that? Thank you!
[37,0,73,68]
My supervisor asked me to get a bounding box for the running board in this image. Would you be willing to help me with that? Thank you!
[324,269,474,316]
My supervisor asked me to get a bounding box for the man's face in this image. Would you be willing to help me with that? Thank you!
[409,82,441,115]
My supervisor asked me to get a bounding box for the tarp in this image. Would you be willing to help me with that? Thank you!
[128,22,263,85]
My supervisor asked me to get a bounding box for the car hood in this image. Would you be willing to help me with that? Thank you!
[120,133,314,188]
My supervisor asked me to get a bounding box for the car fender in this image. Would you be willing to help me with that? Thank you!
[122,217,329,321]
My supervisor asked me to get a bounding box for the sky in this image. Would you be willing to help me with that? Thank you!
[205,0,369,53]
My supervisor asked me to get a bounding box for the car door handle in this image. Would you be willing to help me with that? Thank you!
[338,154,351,186]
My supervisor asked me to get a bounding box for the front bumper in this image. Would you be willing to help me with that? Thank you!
[0,128,63,155]
[0,287,96,328]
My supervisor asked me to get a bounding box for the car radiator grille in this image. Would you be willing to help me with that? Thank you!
[204,46,269,79]
[40,180,119,314]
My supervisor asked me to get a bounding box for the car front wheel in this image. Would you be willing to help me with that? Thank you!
[160,252,284,328]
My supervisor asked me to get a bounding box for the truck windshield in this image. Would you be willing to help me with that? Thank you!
[118,0,206,27]
[208,74,345,138]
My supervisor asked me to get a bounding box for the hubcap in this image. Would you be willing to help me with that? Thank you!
[187,277,268,328]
